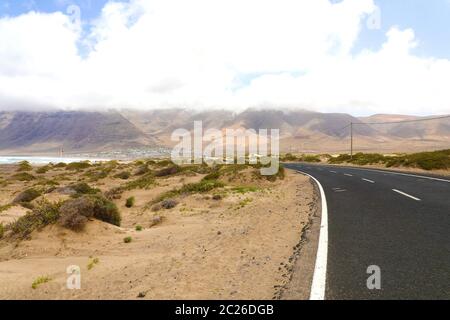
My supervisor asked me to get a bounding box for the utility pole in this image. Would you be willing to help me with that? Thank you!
[350,122,353,160]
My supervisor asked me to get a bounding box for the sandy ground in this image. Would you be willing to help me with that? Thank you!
[0,163,314,300]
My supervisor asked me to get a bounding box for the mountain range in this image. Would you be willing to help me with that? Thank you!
[0,109,448,155]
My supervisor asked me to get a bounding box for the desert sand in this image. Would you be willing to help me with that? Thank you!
[0,161,314,300]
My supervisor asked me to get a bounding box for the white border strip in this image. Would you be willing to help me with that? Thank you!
[339,166,450,183]
[392,189,421,201]
[296,169,329,300]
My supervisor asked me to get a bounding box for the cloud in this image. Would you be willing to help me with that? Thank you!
[0,0,449,115]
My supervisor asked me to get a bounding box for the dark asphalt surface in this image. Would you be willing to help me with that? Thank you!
[284,163,450,300]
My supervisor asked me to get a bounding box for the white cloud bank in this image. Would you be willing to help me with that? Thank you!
[0,0,449,115]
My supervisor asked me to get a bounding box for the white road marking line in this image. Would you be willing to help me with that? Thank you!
[341,167,450,183]
[330,171,337,174]
[295,170,328,300]
[392,189,421,201]
[362,178,375,183]
[344,173,353,177]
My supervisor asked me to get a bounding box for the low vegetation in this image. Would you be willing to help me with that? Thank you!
[11,172,36,181]
[13,188,42,204]
[123,236,132,243]
[134,164,151,176]
[329,149,450,171]
[68,182,100,196]
[114,171,131,180]
[66,161,91,171]
[231,186,260,194]
[281,153,321,163]
[8,200,61,238]
[36,165,51,174]
[124,173,155,190]
[0,204,13,213]
[17,161,33,172]
[87,257,100,270]
[59,195,121,231]
[161,199,178,209]
[154,165,180,177]
[125,197,135,208]
[32,276,51,289]
[5,193,121,238]
[282,149,450,171]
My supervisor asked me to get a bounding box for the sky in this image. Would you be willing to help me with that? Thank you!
[0,0,450,116]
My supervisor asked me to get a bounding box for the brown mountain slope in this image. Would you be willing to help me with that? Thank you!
[0,109,448,155]
[0,111,155,154]
[358,114,450,139]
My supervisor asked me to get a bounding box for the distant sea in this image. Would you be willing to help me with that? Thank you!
[0,156,108,165]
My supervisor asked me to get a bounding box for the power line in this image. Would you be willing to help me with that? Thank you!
[354,114,450,126]
[349,114,450,156]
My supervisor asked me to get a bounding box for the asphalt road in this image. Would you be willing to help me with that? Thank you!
[284,163,450,300]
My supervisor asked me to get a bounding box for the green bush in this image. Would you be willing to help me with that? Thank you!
[53,162,67,168]
[135,225,143,231]
[58,197,92,231]
[59,195,121,230]
[36,166,51,174]
[66,161,91,171]
[231,186,260,194]
[202,171,221,181]
[154,165,180,177]
[125,173,155,190]
[90,195,121,226]
[0,204,12,213]
[114,171,131,180]
[180,163,214,174]
[17,161,32,172]
[386,150,450,170]
[281,153,298,161]
[124,236,132,243]
[153,180,225,204]
[11,172,36,181]
[9,200,61,238]
[32,276,51,289]
[301,155,321,163]
[180,180,225,193]
[84,168,111,182]
[125,197,135,208]
[34,179,60,187]
[134,165,150,176]
[0,223,4,239]
[87,257,100,270]
[154,160,172,167]
[104,187,124,200]
[69,182,99,196]
[328,150,450,171]
[13,188,42,204]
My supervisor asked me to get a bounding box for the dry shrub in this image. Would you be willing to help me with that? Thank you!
[58,197,96,231]
[58,195,121,231]
[161,199,178,209]
[154,166,179,177]
[13,188,41,204]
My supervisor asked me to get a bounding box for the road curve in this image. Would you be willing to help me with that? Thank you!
[284,163,450,300]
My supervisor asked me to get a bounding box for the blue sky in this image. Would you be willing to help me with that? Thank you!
[353,0,450,59]
[0,0,110,21]
[1,0,450,59]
